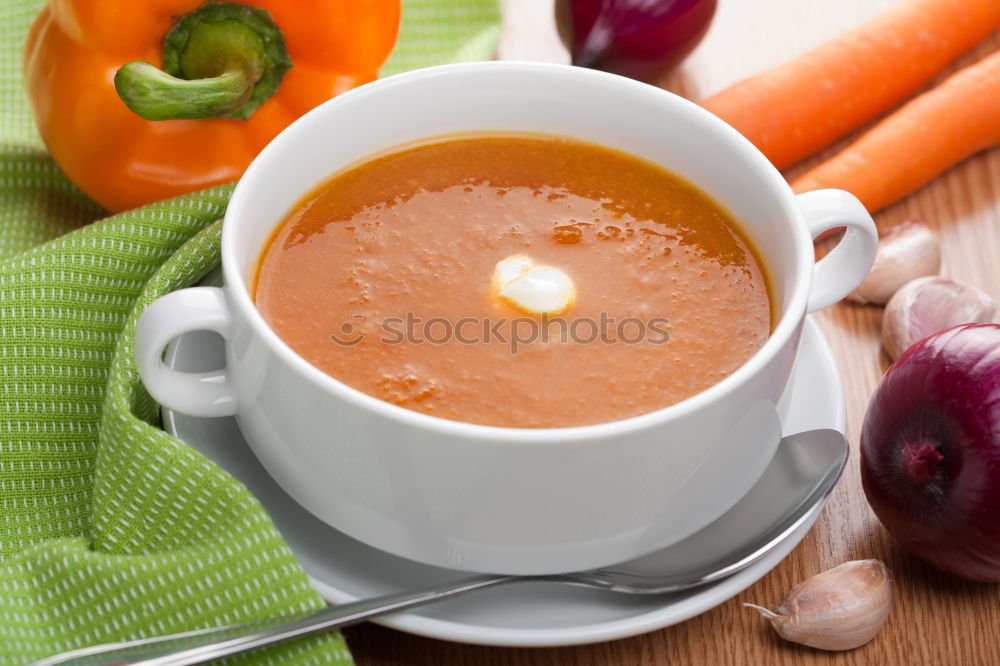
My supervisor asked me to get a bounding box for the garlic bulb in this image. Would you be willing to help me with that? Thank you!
[882,276,996,360]
[746,559,892,651]
[847,221,940,305]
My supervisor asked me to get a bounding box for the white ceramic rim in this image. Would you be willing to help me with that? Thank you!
[222,61,813,444]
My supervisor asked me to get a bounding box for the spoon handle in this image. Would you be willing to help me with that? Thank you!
[32,574,516,666]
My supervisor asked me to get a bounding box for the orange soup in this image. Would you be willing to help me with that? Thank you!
[254,135,772,428]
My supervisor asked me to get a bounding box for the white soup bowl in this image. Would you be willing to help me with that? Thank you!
[135,62,876,575]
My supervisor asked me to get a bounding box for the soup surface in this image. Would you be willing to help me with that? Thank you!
[255,134,772,428]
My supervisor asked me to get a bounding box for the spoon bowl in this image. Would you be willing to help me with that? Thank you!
[33,428,847,665]
[552,428,846,593]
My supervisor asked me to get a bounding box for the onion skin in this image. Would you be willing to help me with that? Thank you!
[861,323,1000,581]
[556,0,718,83]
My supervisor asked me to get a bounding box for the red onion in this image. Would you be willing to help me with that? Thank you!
[556,0,718,82]
[861,323,1000,581]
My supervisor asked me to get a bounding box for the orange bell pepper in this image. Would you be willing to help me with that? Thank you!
[24,0,400,212]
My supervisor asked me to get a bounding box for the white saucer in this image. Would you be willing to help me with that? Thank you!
[163,315,844,647]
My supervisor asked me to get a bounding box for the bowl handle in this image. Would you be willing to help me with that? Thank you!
[796,190,878,313]
[134,287,237,417]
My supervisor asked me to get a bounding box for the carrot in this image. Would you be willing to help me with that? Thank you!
[790,49,1000,213]
[699,0,1000,170]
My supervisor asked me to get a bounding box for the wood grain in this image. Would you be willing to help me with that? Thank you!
[345,1,1000,663]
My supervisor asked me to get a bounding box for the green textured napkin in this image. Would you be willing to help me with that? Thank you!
[0,1,500,663]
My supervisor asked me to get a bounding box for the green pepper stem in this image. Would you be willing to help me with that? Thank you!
[115,62,253,120]
[114,2,291,122]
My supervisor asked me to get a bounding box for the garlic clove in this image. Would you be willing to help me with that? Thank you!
[882,276,996,360]
[847,221,941,305]
[746,559,893,652]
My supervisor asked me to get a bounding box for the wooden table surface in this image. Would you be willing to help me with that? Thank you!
[345,1,1000,663]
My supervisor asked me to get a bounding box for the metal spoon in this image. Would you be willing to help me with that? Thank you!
[33,428,847,666]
